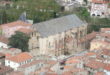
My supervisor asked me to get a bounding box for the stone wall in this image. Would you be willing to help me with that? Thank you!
[29,24,87,56]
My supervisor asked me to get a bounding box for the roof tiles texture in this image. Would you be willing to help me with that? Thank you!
[1,20,32,27]
[6,52,32,63]
[33,14,86,37]
[85,60,105,69]
[0,65,13,74]
[17,28,33,34]
[79,31,97,43]
[0,36,9,44]
[92,0,109,3]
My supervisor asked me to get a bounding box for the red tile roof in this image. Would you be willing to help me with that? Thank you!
[0,65,13,74]
[66,59,80,64]
[0,1,13,4]
[104,64,110,71]
[98,33,110,39]
[45,72,57,75]
[85,60,105,69]
[63,71,73,75]
[64,65,73,70]
[0,52,5,57]
[102,49,110,56]
[5,53,12,58]
[6,52,32,63]
[1,20,32,27]
[46,60,57,65]
[92,0,109,3]
[79,31,97,43]
[63,68,88,75]
[92,39,110,45]
[8,71,24,75]
[17,28,33,34]
[94,72,105,75]
[0,36,9,44]
[101,28,110,32]
[71,68,86,73]
[85,52,96,56]
[19,60,43,68]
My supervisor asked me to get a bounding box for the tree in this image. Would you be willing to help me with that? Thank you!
[78,7,90,22]
[84,0,88,4]
[2,10,8,24]
[9,31,30,52]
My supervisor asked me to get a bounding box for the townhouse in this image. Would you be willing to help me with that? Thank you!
[0,20,32,37]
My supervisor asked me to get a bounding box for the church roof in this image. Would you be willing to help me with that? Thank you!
[33,14,87,37]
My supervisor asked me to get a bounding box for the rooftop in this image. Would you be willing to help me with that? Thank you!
[104,64,110,71]
[8,71,24,75]
[33,14,86,37]
[79,31,97,43]
[6,52,32,63]
[85,60,105,69]
[92,0,109,3]
[0,52,5,57]
[101,28,110,32]
[0,65,13,74]
[0,36,9,44]
[17,28,33,34]
[94,72,105,75]
[19,60,43,68]
[0,20,32,27]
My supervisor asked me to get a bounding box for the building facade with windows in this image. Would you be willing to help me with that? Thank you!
[5,52,33,70]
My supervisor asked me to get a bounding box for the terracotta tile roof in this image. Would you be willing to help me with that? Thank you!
[0,52,5,57]
[71,68,86,72]
[63,68,88,75]
[9,48,19,51]
[5,53,12,58]
[94,72,105,75]
[79,31,98,43]
[92,39,110,45]
[64,65,73,70]
[0,36,9,44]
[104,64,110,71]
[102,49,110,56]
[0,1,13,4]
[6,52,32,63]
[8,71,24,75]
[34,66,57,75]
[19,60,43,68]
[101,28,110,32]
[17,28,33,34]
[1,20,32,27]
[92,0,110,3]
[66,59,80,64]
[63,71,73,75]
[98,33,110,39]
[85,52,96,56]
[45,72,57,75]
[0,65,13,74]
[46,60,57,65]
[85,60,105,69]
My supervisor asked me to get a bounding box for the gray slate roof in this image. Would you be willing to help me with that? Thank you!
[33,14,87,37]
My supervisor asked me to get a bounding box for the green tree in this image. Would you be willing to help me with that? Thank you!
[2,10,8,24]
[84,0,88,4]
[78,7,90,22]
[9,31,30,52]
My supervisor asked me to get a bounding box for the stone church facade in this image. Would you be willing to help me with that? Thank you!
[28,14,88,56]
